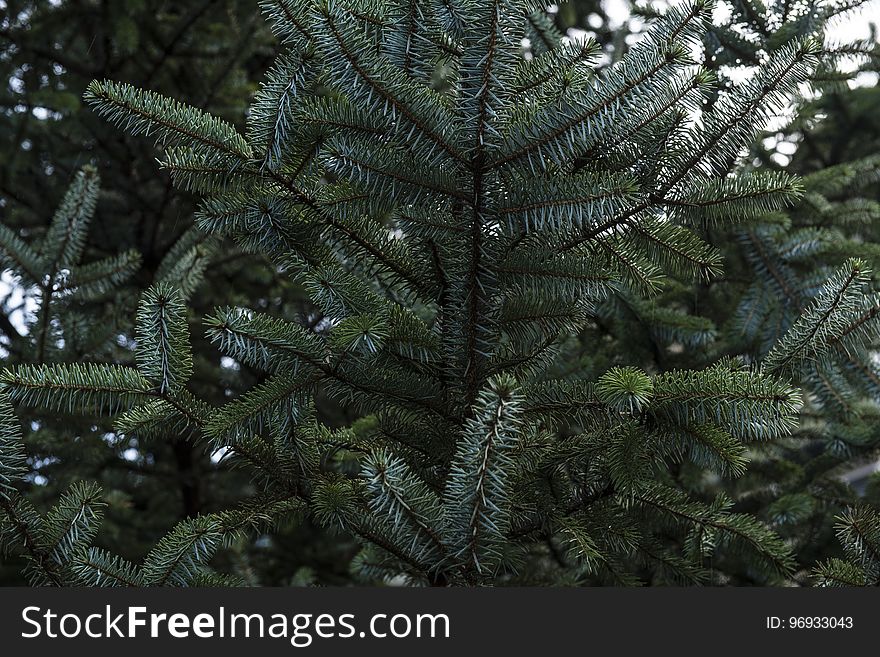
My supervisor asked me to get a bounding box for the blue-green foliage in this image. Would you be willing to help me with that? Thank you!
[0,166,141,361]
[0,0,875,586]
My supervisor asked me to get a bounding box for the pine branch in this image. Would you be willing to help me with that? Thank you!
[0,364,153,415]
[315,4,466,165]
[0,393,27,497]
[444,375,522,576]
[764,258,874,374]
[39,165,100,273]
[136,284,193,394]
[83,80,252,160]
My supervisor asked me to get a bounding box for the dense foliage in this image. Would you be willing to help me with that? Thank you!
[1,0,879,586]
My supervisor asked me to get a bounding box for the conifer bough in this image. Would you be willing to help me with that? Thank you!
[2,0,873,586]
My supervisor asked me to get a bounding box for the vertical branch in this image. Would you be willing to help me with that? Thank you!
[463,2,500,407]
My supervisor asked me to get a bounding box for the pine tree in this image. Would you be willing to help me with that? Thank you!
[559,1,880,584]
[0,0,299,584]
[0,165,140,362]
[709,13,880,583]
[1,0,877,586]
